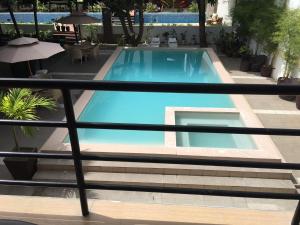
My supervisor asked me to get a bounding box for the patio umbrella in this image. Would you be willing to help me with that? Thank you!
[56,12,100,41]
[0,37,64,77]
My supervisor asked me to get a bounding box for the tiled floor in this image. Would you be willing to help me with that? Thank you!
[219,56,300,179]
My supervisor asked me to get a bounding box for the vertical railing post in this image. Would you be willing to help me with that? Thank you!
[291,201,300,225]
[62,89,89,216]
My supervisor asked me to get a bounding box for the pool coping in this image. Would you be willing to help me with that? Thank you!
[41,47,284,162]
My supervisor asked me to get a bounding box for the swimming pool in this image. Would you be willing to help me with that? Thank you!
[43,47,282,162]
[0,12,198,24]
[76,49,235,145]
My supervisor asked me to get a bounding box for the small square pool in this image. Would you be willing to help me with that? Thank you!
[175,111,257,149]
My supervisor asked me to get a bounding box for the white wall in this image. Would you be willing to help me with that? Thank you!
[287,0,300,9]
[216,0,236,25]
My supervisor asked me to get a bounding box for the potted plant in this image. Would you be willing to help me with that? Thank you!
[296,95,300,110]
[260,41,277,77]
[273,9,300,101]
[0,88,56,180]
[239,45,252,71]
[192,34,197,45]
[180,31,187,45]
[162,31,169,43]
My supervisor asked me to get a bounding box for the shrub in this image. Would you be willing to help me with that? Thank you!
[187,1,198,13]
[145,2,158,12]
[273,9,300,77]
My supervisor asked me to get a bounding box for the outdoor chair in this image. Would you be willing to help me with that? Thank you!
[150,37,160,47]
[63,44,71,50]
[84,44,100,60]
[168,37,178,48]
[63,44,72,56]
[70,48,83,64]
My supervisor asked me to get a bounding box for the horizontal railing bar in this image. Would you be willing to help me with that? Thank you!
[85,183,300,200]
[0,180,77,188]
[1,179,299,200]
[0,119,67,127]
[0,152,73,159]
[76,122,300,136]
[0,79,299,95]
[80,154,300,170]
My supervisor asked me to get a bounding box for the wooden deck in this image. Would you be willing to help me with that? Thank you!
[0,195,294,225]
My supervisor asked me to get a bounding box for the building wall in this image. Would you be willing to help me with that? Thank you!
[216,0,236,25]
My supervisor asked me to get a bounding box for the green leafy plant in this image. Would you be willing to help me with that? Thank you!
[103,0,145,46]
[273,9,300,77]
[88,1,104,12]
[0,88,56,151]
[145,2,158,12]
[37,0,48,12]
[86,24,99,42]
[239,45,251,56]
[38,30,52,41]
[187,1,198,12]
[162,31,169,41]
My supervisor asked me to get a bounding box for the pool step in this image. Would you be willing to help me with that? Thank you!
[33,170,297,194]
[37,159,293,180]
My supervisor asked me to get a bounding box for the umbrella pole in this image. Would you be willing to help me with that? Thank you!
[79,25,82,42]
[27,61,33,77]
[39,59,43,69]
[73,24,79,43]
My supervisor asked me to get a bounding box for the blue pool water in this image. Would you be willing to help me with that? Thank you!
[77,49,234,145]
[0,12,198,24]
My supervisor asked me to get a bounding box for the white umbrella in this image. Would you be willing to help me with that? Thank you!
[0,37,65,76]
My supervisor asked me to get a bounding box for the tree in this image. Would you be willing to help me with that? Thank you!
[33,0,39,38]
[103,0,145,46]
[7,0,21,37]
[196,0,217,47]
[273,9,300,77]
[0,89,56,151]
[248,2,283,62]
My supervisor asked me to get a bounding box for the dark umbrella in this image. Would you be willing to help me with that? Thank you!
[0,37,64,76]
[56,12,100,41]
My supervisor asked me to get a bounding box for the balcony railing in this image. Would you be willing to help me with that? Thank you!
[0,78,300,224]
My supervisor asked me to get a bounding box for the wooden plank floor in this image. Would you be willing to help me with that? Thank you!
[0,195,293,225]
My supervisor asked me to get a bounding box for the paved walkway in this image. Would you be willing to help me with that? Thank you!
[219,56,300,180]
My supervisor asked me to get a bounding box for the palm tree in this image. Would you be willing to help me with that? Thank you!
[7,0,21,37]
[196,0,217,47]
[0,88,56,151]
[104,0,145,46]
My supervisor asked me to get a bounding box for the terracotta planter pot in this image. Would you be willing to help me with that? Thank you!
[3,147,37,180]
[277,77,297,101]
[261,65,273,77]
[296,96,300,110]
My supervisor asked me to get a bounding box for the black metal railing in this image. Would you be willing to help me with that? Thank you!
[0,78,300,224]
